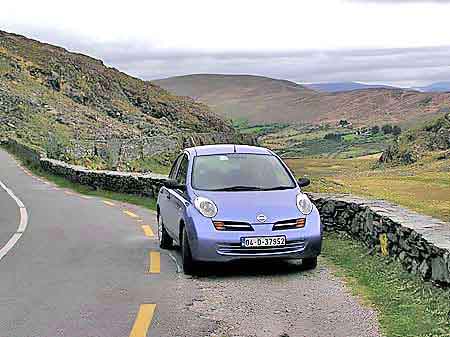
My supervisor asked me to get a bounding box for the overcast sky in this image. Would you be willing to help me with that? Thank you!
[2,0,450,87]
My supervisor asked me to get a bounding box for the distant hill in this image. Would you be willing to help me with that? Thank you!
[0,31,233,150]
[303,82,400,93]
[414,81,450,93]
[154,74,450,126]
[154,74,318,123]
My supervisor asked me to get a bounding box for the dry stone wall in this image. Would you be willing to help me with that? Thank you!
[40,158,167,198]
[310,193,450,285]
[66,132,257,163]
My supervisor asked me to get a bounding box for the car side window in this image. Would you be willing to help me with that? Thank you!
[176,154,189,185]
[169,155,182,180]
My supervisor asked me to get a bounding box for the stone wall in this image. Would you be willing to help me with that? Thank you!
[3,138,44,166]
[310,193,450,285]
[40,158,167,198]
[66,132,257,164]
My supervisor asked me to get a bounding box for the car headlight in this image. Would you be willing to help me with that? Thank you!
[194,197,218,218]
[296,193,313,215]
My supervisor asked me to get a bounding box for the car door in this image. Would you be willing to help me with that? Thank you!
[171,153,189,241]
[164,153,189,238]
[159,155,182,238]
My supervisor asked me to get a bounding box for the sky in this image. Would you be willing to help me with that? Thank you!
[1,0,450,87]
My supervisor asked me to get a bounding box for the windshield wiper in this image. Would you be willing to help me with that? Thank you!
[261,185,295,191]
[209,185,265,191]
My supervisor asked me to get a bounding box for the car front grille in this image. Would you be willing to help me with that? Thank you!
[216,239,305,256]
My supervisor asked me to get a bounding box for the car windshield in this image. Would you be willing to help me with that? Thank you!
[191,153,296,191]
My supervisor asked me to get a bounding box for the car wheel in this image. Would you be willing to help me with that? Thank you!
[302,257,318,270]
[158,215,173,249]
[181,226,197,275]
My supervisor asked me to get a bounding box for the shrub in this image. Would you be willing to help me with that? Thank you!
[382,124,393,134]
[324,133,342,141]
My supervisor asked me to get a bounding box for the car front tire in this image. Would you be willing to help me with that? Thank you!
[302,257,318,270]
[158,215,173,249]
[181,226,197,275]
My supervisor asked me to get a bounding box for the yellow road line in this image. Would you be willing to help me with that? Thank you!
[148,251,160,273]
[124,210,139,219]
[141,225,155,238]
[129,304,156,337]
[102,200,116,206]
[80,195,92,200]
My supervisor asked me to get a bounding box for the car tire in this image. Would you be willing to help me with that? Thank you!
[302,257,318,270]
[181,226,197,275]
[158,215,173,249]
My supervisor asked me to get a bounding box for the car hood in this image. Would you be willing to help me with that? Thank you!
[192,188,304,223]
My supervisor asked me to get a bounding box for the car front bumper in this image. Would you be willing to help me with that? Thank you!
[186,209,323,263]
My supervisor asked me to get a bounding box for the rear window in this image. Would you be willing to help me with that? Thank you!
[191,153,296,191]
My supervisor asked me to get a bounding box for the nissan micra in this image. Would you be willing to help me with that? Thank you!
[157,145,322,274]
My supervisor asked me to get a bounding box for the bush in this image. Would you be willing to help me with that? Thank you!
[324,133,342,141]
[392,125,402,136]
[382,124,393,134]
[371,125,380,134]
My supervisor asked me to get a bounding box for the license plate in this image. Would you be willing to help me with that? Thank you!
[241,236,286,248]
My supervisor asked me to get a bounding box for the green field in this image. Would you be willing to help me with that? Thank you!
[259,124,396,159]
[286,154,450,223]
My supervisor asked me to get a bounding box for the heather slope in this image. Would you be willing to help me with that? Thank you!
[0,31,233,149]
[155,74,450,126]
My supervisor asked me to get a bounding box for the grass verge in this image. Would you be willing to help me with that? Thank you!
[322,232,450,337]
[5,148,157,211]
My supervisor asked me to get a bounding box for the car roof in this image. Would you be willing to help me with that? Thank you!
[185,144,272,157]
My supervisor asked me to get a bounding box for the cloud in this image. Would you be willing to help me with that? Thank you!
[107,46,450,87]
[347,0,450,2]
[2,0,450,87]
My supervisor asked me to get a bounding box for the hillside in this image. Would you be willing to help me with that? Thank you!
[303,82,400,93]
[0,31,233,150]
[154,74,450,126]
[380,113,450,165]
[154,74,318,123]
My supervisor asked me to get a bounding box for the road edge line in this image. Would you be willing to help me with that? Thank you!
[0,180,29,261]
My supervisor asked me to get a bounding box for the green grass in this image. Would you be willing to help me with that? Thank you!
[261,125,394,159]
[323,232,450,337]
[6,148,157,211]
[286,155,450,223]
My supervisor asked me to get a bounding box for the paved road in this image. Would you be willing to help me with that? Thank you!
[0,148,380,337]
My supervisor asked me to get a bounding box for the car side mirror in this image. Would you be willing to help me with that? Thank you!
[298,177,311,188]
[164,179,186,191]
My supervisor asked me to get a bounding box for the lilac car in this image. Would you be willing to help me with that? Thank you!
[157,145,322,274]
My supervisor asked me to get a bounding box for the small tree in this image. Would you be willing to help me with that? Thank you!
[371,125,380,134]
[392,125,402,136]
[338,120,349,127]
[324,133,342,142]
[382,124,393,134]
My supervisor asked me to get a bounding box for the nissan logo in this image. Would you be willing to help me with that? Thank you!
[256,214,267,223]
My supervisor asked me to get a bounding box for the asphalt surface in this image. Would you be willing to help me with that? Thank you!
[0,148,381,337]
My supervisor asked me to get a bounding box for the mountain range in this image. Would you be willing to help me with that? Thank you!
[303,82,400,92]
[154,74,450,126]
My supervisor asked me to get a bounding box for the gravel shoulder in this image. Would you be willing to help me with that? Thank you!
[178,259,380,337]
